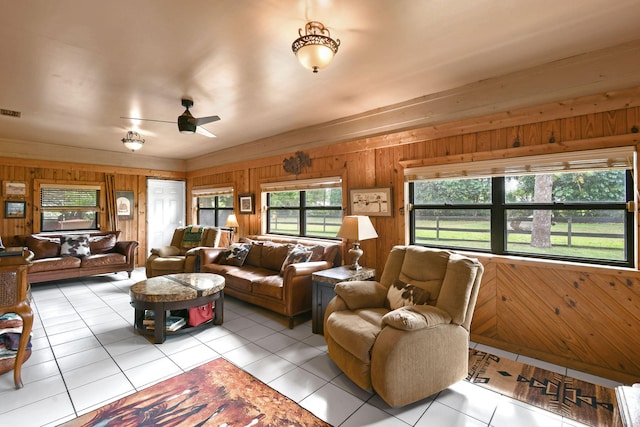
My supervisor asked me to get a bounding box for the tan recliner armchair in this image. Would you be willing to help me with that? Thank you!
[145,226,231,278]
[324,245,484,407]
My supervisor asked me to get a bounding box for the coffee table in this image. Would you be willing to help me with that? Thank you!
[130,273,225,344]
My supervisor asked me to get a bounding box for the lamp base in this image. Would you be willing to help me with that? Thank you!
[348,242,364,270]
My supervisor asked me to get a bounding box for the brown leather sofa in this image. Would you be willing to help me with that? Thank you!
[14,231,138,283]
[197,234,342,328]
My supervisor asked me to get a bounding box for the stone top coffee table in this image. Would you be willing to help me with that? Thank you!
[130,273,225,344]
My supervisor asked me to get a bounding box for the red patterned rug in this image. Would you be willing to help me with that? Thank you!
[467,349,617,426]
[59,357,329,427]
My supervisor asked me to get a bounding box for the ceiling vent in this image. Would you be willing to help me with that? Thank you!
[0,109,21,118]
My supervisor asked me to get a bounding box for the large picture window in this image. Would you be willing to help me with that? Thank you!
[406,148,635,267]
[40,184,100,232]
[262,177,342,238]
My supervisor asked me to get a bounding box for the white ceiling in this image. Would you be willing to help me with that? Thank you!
[2,0,640,171]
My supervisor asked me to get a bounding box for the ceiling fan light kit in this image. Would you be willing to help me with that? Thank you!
[121,130,145,151]
[292,21,340,73]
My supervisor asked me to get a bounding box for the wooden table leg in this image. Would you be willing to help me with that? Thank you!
[213,291,224,325]
[154,305,166,344]
[13,300,33,389]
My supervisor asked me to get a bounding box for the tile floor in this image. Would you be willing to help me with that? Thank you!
[0,268,623,427]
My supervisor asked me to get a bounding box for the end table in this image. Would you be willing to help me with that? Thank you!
[312,266,375,334]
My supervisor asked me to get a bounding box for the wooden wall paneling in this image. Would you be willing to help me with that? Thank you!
[469,257,497,338]
[580,112,603,139]
[475,130,492,152]
[603,108,628,136]
[522,122,541,147]
[561,116,580,141]
[540,119,561,144]
[462,133,477,154]
[490,127,509,151]
[626,106,640,132]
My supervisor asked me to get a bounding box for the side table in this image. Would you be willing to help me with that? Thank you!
[312,266,375,335]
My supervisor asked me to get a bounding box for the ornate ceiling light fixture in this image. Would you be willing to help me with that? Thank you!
[121,130,145,151]
[292,21,340,73]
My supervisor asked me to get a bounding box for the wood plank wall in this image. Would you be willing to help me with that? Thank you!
[1,86,639,383]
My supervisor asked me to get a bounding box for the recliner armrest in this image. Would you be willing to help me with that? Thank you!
[334,280,387,310]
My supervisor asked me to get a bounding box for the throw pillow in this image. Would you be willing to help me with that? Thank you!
[25,235,60,260]
[181,225,204,249]
[219,243,251,266]
[280,245,313,275]
[88,234,117,254]
[60,234,91,258]
[386,279,431,310]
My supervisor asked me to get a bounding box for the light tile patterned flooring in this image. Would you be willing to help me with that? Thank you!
[0,268,622,427]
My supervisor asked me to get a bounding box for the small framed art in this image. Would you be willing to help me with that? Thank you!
[116,191,134,220]
[349,187,393,217]
[239,194,255,214]
[5,200,26,218]
[4,181,26,197]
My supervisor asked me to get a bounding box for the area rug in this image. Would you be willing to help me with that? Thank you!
[59,357,329,427]
[467,349,616,426]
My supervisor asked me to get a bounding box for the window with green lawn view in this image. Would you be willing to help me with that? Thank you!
[197,193,234,227]
[409,163,634,267]
[40,185,100,232]
[265,186,342,238]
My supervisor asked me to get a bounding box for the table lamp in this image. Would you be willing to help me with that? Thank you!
[225,214,239,242]
[337,215,378,270]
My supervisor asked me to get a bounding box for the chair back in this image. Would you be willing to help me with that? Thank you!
[379,245,484,329]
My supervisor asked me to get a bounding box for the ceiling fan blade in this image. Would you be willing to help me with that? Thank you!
[120,116,175,124]
[196,126,216,138]
[196,115,220,126]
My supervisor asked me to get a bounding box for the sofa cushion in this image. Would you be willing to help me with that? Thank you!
[80,253,126,268]
[28,256,81,273]
[386,279,431,310]
[60,234,91,258]
[252,275,284,299]
[260,243,290,271]
[148,256,186,272]
[280,245,313,274]
[219,243,251,266]
[26,235,60,260]
[89,234,117,254]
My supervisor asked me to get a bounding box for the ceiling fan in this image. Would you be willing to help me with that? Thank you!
[121,98,220,138]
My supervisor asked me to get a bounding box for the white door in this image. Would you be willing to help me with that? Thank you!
[147,179,185,252]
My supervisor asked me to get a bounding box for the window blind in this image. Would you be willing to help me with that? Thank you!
[261,176,342,192]
[192,186,234,197]
[404,147,635,181]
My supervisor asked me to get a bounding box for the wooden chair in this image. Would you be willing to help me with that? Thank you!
[0,248,33,389]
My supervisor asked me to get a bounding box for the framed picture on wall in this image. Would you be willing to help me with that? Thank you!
[349,187,393,217]
[116,191,134,220]
[5,200,26,218]
[239,194,255,214]
[4,181,26,197]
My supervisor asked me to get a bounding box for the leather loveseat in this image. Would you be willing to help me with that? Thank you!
[197,234,342,328]
[14,231,138,283]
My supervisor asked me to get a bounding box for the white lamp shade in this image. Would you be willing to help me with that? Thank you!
[225,213,239,228]
[123,140,144,151]
[337,216,378,241]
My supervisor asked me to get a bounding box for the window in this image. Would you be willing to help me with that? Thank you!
[40,184,100,232]
[262,177,342,238]
[194,187,234,227]
[406,148,635,267]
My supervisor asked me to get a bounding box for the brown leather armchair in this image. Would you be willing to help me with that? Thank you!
[145,226,231,278]
[324,245,484,407]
